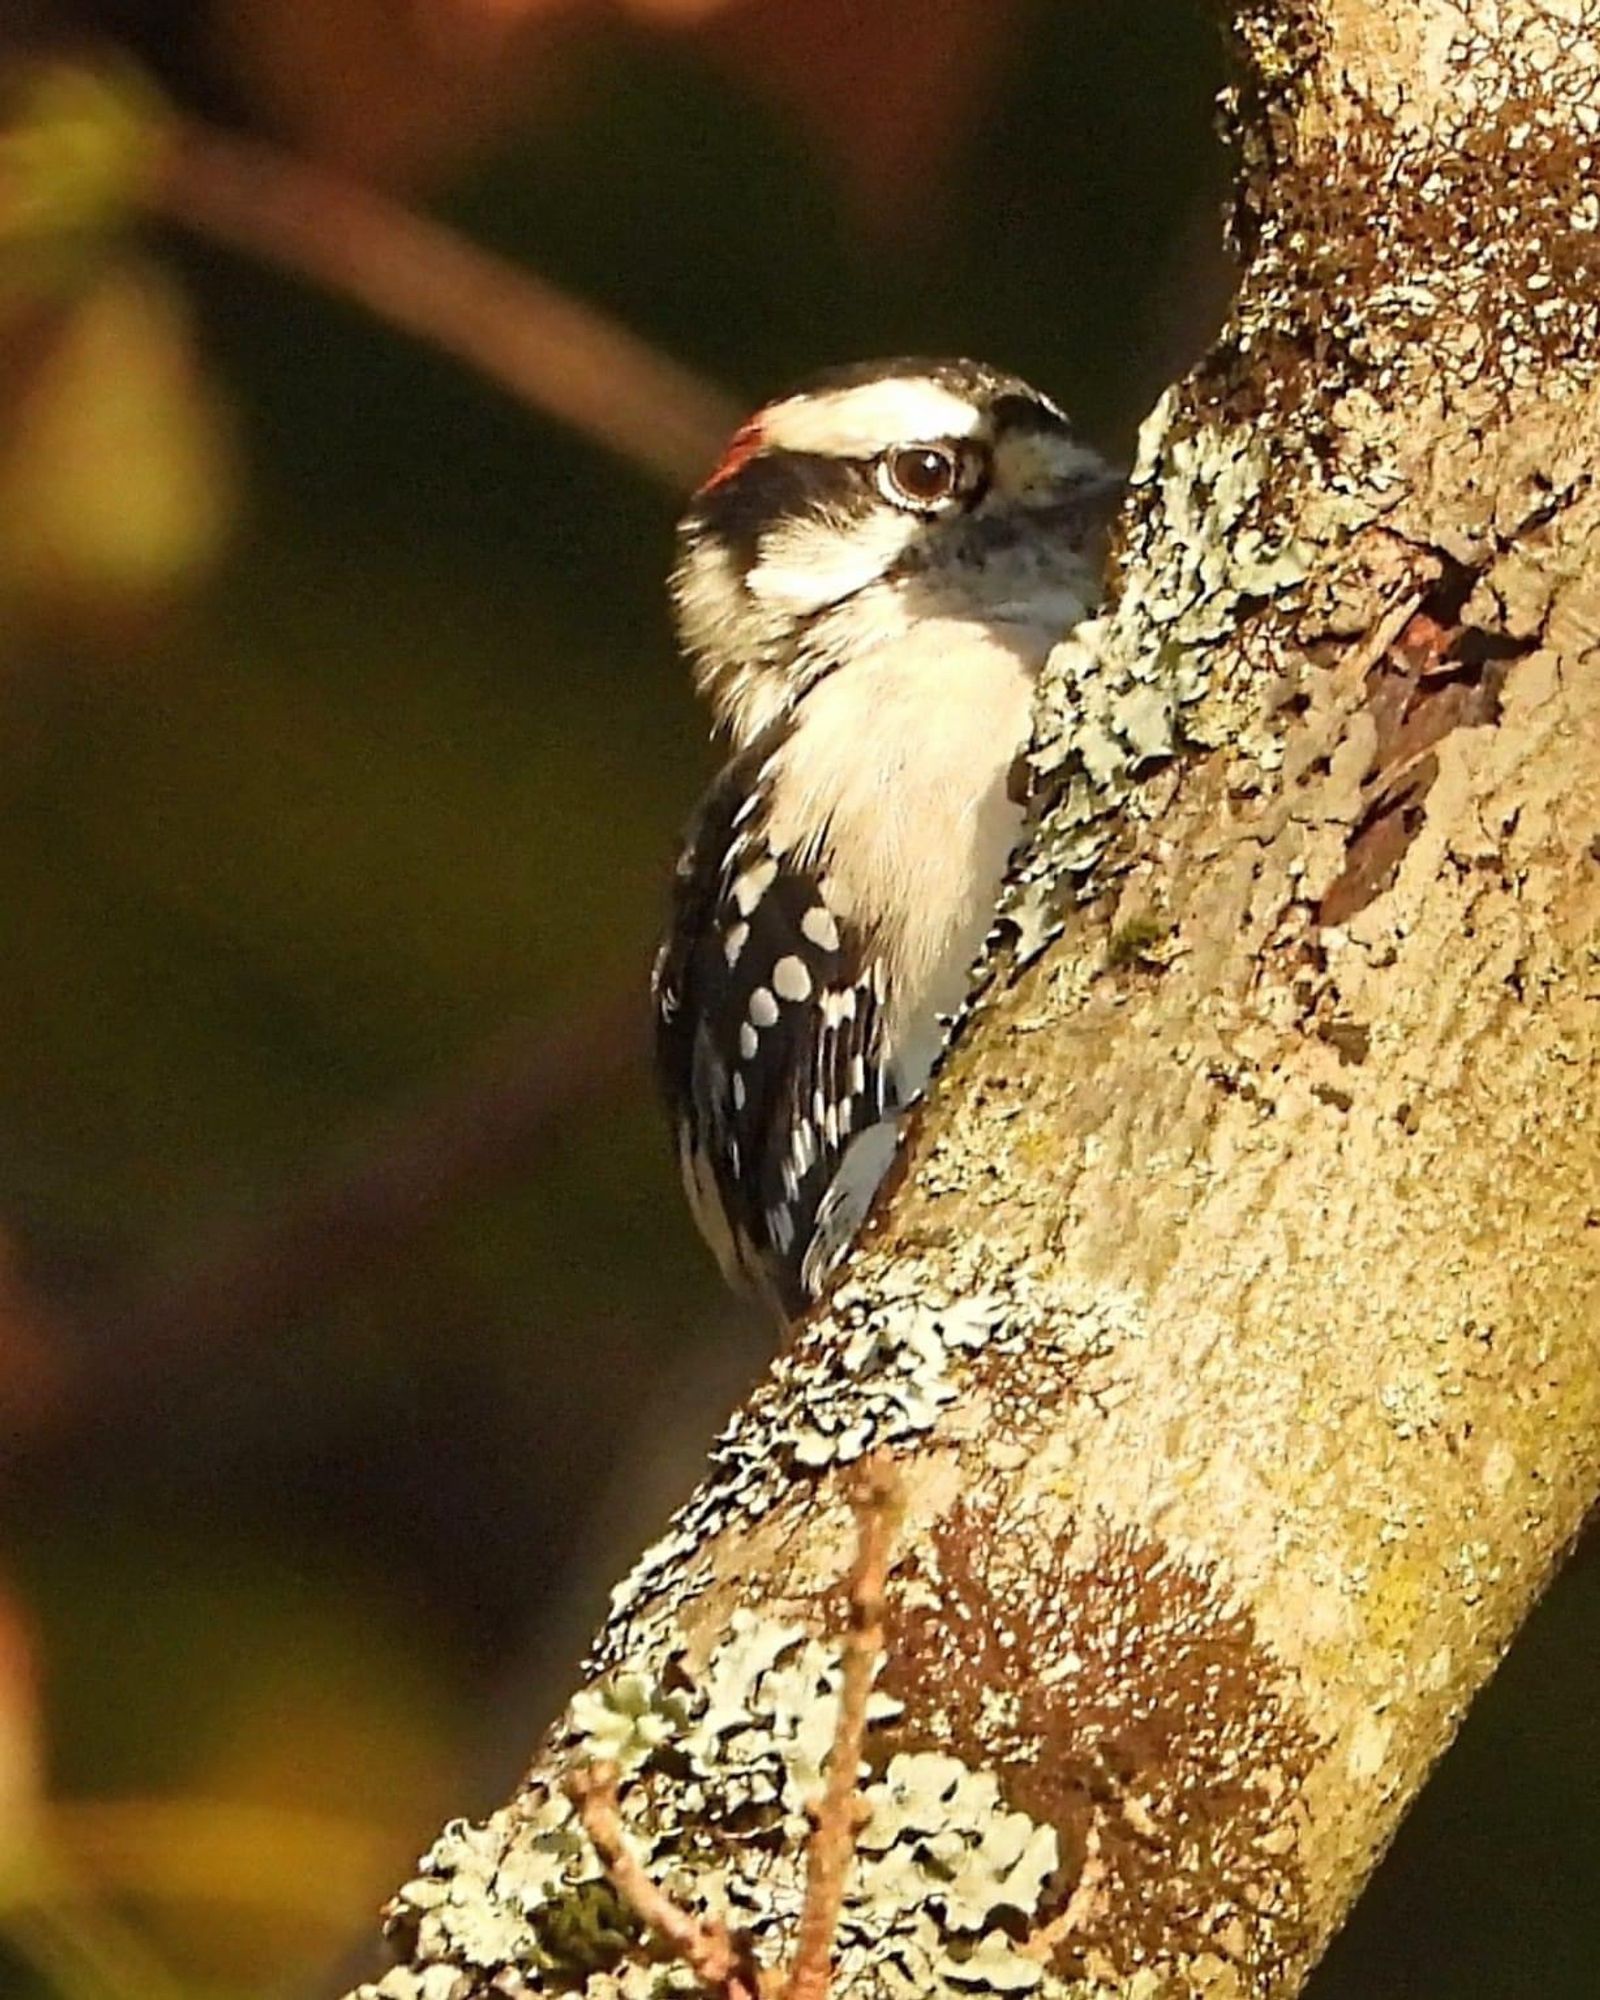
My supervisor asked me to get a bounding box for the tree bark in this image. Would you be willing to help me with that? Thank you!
[349,4,1600,1996]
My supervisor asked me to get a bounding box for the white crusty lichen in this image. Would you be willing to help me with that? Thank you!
[598,1276,1010,1658]
[361,1611,1079,2000]
[1013,389,1327,908]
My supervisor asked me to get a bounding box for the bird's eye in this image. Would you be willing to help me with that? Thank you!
[877,444,966,512]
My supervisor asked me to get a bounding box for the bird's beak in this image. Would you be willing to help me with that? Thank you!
[1036,468,1127,545]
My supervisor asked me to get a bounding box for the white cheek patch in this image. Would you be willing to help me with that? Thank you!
[748,508,919,613]
[760,378,985,458]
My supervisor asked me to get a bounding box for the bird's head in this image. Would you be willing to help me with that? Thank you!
[671,357,1123,745]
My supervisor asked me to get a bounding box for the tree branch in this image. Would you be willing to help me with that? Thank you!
[342,5,1600,1997]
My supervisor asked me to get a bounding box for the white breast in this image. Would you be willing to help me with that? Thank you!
[763,615,1045,1098]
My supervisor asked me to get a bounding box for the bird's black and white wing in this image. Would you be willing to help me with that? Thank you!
[652,729,898,1320]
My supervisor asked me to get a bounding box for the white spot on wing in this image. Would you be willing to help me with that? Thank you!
[773,955,812,1002]
[733,857,778,915]
[748,986,779,1029]
[801,904,840,951]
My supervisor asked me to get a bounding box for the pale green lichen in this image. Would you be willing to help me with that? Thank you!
[1004,386,1344,949]
[599,1281,1010,1659]
[368,1967,475,2000]
[570,1673,693,1776]
[365,1612,1070,2000]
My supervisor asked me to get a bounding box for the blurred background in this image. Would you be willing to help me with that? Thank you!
[0,4,1592,1997]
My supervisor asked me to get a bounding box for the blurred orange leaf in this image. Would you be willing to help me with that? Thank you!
[213,0,1022,218]
[214,0,585,184]
[452,0,1026,219]
[450,0,750,19]
[705,0,1028,221]
[0,1581,41,1885]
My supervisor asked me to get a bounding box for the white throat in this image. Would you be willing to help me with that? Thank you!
[761,612,1051,1089]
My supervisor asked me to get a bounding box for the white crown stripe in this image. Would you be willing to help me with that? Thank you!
[759,379,987,457]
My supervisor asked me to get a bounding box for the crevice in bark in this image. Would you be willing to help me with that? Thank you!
[1318,558,1534,927]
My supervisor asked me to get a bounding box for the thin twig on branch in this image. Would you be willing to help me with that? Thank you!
[786,1453,902,2000]
[144,117,739,489]
[568,1457,902,2000]
[567,1763,760,2000]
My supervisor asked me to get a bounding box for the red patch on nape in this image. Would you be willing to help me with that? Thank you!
[698,415,766,493]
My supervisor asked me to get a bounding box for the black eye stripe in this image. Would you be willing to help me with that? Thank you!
[688,450,873,567]
[684,422,1007,560]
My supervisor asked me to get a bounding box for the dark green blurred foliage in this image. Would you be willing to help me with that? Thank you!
[0,6,1593,1996]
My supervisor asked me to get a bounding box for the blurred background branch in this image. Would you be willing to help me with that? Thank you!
[64,996,646,1439]
[1,58,734,484]
[144,114,738,488]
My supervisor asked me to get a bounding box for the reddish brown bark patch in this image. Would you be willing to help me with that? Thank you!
[876,1498,1316,1992]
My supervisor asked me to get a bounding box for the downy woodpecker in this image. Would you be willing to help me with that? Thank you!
[653,358,1120,1322]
